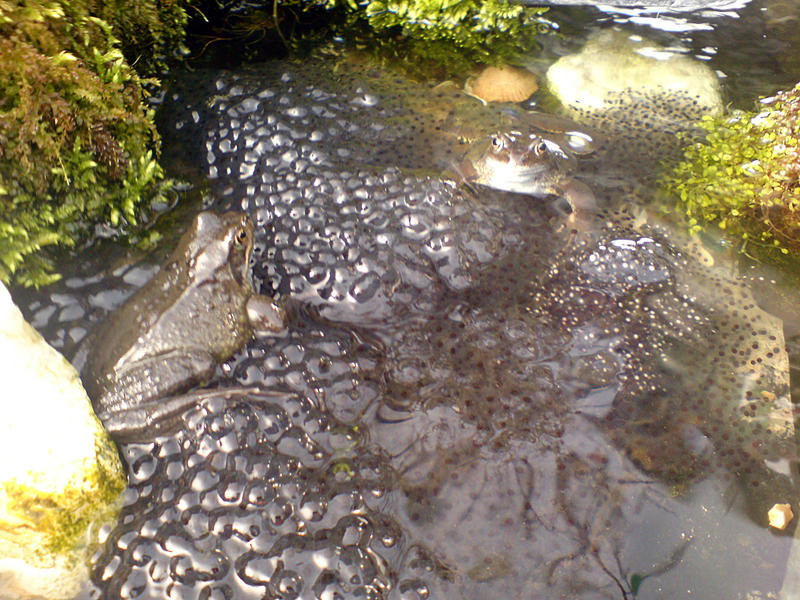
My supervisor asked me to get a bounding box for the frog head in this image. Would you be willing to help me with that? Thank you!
[461,130,574,197]
[184,212,255,290]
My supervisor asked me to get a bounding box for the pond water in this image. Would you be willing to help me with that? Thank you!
[14,1,800,599]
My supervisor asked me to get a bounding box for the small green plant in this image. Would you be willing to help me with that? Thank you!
[664,83,800,262]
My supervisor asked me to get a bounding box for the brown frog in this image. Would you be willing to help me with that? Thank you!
[81,211,286,441]
[457,117,599,228]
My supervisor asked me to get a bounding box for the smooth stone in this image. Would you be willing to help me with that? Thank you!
[0,283,125,600]
[546,28,723,115]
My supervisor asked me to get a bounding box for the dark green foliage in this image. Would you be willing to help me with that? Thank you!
[85,0,189,76]
[201,0,550,79]
[664,83,800,262]
[0,1,176,286]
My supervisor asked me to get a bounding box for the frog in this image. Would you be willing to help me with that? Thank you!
[80,211,287,442]
[457,127,599,229]
[460,129,573,197]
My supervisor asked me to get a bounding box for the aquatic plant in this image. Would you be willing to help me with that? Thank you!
[664,83,800,261]
[0,1,176,286]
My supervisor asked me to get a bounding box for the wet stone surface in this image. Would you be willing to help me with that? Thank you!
[17,57,800,598]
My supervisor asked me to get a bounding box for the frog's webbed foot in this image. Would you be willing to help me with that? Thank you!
[549,178,602,255]
[550,177,599,237]
[103,387,298,443]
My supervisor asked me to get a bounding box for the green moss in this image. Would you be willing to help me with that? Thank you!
[663,83,800,262]
[2,436,125,559]
[0,1,177,287]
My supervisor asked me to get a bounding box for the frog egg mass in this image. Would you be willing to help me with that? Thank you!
[16,55,799,599]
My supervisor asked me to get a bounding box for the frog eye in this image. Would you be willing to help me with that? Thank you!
[533,140,548,157]
[234,227,249,245]
[490,135,505,153]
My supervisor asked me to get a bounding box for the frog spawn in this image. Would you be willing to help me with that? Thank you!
[370,212,796,596]
[92,391,404,600]
[18,58,800,598]
[563,87,715,181]
[169,63,555,328]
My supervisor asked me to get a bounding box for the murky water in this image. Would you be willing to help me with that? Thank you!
[13,1,800,598]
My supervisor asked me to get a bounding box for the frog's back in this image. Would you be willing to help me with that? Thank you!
[81,211,260,425]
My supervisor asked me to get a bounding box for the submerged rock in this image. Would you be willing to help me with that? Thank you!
[546,29,723,171]
[547,29,722,113]
[0,283,124,600]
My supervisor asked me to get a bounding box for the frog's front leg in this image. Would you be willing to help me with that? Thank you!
[247,295,288,334]
[93,349,218,441]
[558,177,598,232]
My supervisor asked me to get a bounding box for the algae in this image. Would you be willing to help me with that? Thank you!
[1,437,125,560]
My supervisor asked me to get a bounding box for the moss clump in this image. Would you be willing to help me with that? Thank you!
[664,83,800,261]
[0,1,177,287]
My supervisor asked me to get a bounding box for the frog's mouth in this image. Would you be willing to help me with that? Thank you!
[477,154,561,197]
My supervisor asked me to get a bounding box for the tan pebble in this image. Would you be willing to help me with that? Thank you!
[768,503,793,530]
[466,65,538,104]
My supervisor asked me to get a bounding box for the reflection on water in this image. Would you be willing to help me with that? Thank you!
[14,3,800,598]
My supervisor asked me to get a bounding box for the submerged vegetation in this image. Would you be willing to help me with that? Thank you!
[664,83,800,262]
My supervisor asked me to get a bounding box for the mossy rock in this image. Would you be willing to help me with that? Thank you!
[0,282,125,599]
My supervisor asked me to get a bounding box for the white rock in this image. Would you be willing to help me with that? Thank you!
[546,28,723,115]
[0,283,124,600]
